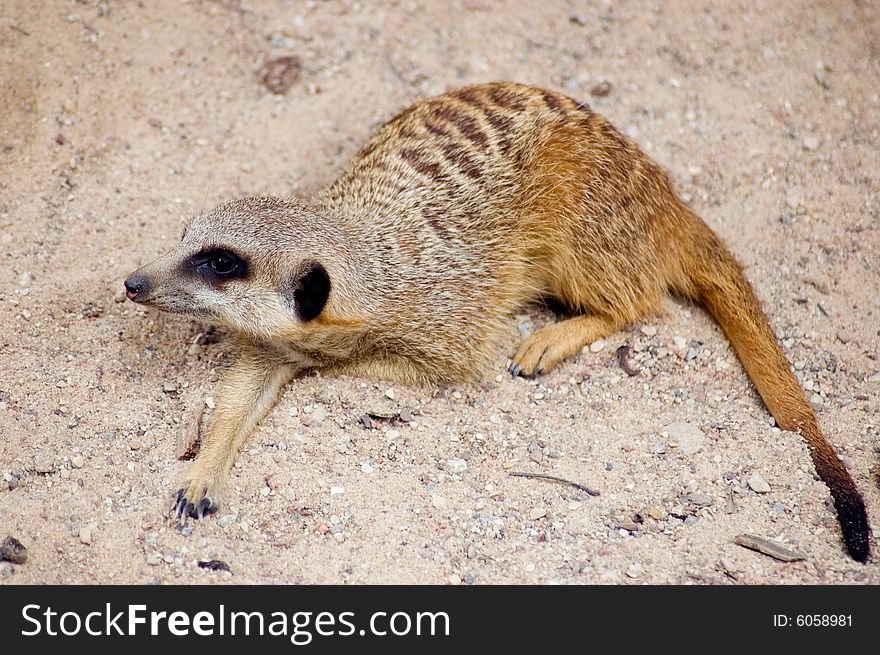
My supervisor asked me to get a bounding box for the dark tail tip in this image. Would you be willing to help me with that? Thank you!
[834,489,871,563]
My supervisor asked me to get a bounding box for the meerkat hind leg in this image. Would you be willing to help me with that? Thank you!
[509,314,619,378]
[173,350,295,520]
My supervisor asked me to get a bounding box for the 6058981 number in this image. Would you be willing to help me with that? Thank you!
[796,615,851,627]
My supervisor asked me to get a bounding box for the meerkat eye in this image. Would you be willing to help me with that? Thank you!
[192,249,246,279]
[209,253,236,274]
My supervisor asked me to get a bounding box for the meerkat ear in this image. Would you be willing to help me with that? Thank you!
[285,261,331,321]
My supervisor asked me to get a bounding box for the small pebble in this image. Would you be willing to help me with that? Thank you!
[616,519,640,532]
[626,563,642,579]
[71,455,84,469]
[802,134,820,151]
[589,339,606,353]
[590,80,613,97]
[33,456,55,474]
[163,382,178,393]
[529,508,547,520]
[665,421,705,455]
[217,515,235,528]
[432,495,448,509]
[360,462,373,474]
[385,387,396,400]
[0,536,28,564]
[0,562,13,578]
[79,526,93,545]
[330,485,345,495]
[688,492,713,507]
[720,557,738,574]
[197,559,231,572]
[447,458,468,474]
[748,473,771,494]
[449,573,462,585]
[334,532,345,544]
[311,406,327,424]
[259,56,300,94]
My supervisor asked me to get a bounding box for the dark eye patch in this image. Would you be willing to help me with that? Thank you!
[188,248,248,282]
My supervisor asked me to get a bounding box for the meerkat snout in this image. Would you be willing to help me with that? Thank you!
[123,273,149,302]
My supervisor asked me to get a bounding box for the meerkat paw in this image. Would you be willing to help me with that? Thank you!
[171,475,222,522]
[510,316,618,377]
[509,323,575,377]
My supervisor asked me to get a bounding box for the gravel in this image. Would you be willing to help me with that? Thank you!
[1,0,876,586]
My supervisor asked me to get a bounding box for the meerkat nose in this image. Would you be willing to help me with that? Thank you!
[124,274,149,301]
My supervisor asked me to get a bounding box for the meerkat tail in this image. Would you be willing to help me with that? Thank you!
[673,210,870,562]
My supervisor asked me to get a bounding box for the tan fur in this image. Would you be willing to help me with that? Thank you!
[126,82,870,561]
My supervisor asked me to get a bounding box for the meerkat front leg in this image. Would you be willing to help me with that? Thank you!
[172,346,296,520]
[509,314,621,378]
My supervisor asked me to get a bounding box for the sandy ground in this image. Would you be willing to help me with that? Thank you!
[1,0,878,585]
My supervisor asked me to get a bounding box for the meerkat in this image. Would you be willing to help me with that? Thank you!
[124,82,870,562]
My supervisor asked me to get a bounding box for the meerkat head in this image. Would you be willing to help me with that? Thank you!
[123,196,349,340]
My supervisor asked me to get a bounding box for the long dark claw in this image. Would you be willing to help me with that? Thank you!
[171,489,185,517]
[509,364,522,377]
[170,489,219,523]
[196,497,212,520]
